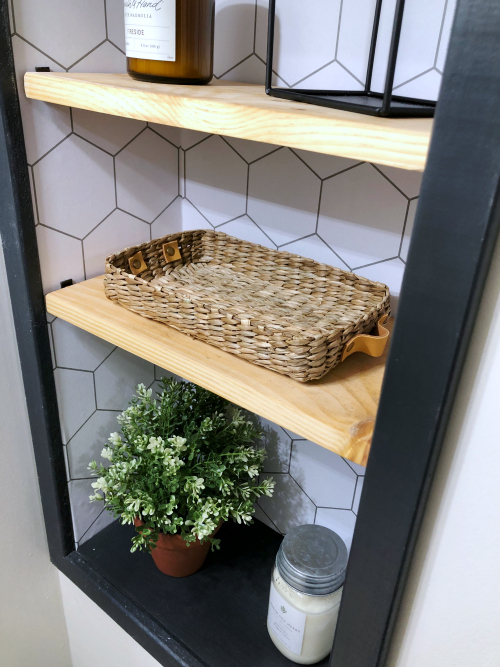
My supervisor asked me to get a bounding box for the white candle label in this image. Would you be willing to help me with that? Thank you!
[124,0,176,62]
[268,584,306,655]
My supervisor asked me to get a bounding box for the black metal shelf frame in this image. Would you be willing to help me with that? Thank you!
[2,0,500,665]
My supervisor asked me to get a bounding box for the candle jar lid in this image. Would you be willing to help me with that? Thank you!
[276,525,348,596]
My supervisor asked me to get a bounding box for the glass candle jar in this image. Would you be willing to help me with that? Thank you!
[267,525,348,665]
[125,0,215,85]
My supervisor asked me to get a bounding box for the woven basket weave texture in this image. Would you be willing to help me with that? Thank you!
[104,230,390,382]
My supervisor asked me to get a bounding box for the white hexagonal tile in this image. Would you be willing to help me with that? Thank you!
[29,166,38,224]
[290,441,357,509]
[106,0,126,51]
[13,0,106,69]
[185,136,247,226]
[337,0,378,83]
[258,474,316,535]
[67,410,121,479]
[376,166,423,199]
[253,503,280,533]
[11,37,71,165]
[34,135,115,238]
[214,0,256,77]
[296,61,363,90]
[63,445,71,482]
[151,197,183,239]
[116,129,178,222]
[315,508,356,552]
[218,216,276,249]
[68,479,104,542]
[181,199,214,232]
[318,163,407,269]
[401,199,418,262]
[79,507,116,545]
[52,319,114,371]
[94,348,155,411]
[343,458,366,476]
[294,151,359,180]
[393,69,443,102]
[352,477,364,515]
[36,226,85,294]
[8,0,14,33]
[258,418,292,473]
[148,124,210,150]
[436,0,457,73]
[83,209,150,278]
[54,369,95,444]
[255,0,270,63]
[248,148,321,246]
[282,235,349,270]
[70,41,126,74]
[224,137,279,164]
[73,109,146,155]
[356,258,406,312]
[219,54,267,85]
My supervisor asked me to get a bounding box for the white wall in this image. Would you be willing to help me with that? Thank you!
[388,234,500,666]
[0,239,71,667]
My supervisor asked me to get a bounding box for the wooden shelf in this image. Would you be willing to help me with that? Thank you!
[46,277,392,466]
[25,72,432,171]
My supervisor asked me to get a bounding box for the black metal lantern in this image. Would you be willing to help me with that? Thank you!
[265,0,436,118]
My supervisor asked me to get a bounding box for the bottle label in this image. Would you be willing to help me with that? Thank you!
[124,0,176,62]
[268,584,306,655]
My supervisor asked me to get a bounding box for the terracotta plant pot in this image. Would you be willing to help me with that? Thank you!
[134,518,222,577]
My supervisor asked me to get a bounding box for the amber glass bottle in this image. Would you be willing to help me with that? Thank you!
[125,0,215,85]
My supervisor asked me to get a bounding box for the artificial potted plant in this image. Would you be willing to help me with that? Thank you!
[89,378,275,577]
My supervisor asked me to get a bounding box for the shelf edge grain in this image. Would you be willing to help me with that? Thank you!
[25,72,431,171]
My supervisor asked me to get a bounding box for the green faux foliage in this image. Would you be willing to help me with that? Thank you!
[89,378,275,553]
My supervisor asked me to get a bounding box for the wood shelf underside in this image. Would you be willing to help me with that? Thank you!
[25,72,432,171]
[46,277,392,466]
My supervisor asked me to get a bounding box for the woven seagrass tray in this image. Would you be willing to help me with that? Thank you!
[104,230,391,382]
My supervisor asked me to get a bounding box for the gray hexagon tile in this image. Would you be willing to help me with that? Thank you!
[343,459,366,477]
[336,0,378,83]
[116,129,178,222]
[13,0,106,69]
[95,347,154,411]
[8,0,14,32]
[296,61,363,90]
[267,0,341,86]
[356,258,406,311]
[315,508,357,552]
[181,199,214,232]
[318,163,407,269]
[258,418,292,473]
[11,37,71,165]
[151,197,184,239]
[73,109,146,155]
[148,124,210,150]
[105,0,126,51]
[258,474,316,535]
[282,235,349,270]
[34,135,115,238]
[214,0,256,78]
[294,151,360,180]
[28,167,38,223]
[67,410,121,479]
[218,216,276,249]
[394,70,443,101]
[218,54,267,85]
[352,478,364,515]
[36,226,85,294]
[79,507,116,546]
[185,136,247,226]
[52,319,114,371]
[48,321,56,369]
[70,41,126,74]
[83,209,150,278]
[401,199,418,262]
[436,0,458,73]
[248,148,321,246]
[253,503,280,533]
[376,166,423,199]
[68,479,105,543]
[223,137,279,164]
[54,368,95,444]
[290,441,357,509]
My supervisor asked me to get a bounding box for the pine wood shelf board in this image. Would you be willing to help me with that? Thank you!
[25,72,431,171]
[46,277,392,466]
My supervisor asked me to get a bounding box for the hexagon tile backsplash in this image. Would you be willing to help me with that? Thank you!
[9,0,456,548]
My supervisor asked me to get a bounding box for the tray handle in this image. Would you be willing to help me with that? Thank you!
[341,314,390,362]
